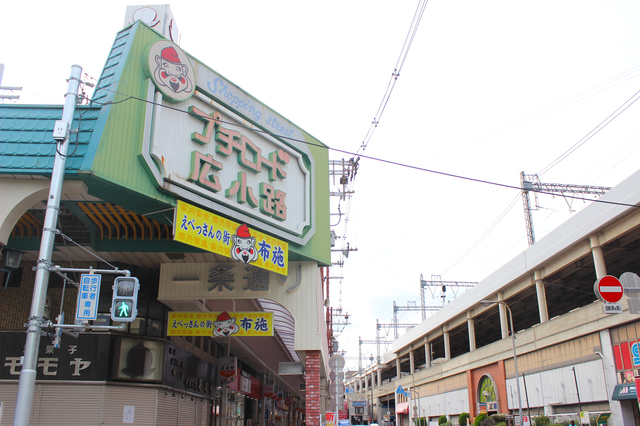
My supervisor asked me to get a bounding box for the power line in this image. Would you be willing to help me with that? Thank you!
[92,92,640,210]
[357,0,430,156]
[539,88,640,176]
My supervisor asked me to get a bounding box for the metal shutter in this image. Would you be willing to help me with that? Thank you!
[156,390,179,426]
[177,395,196,425]
[36,383,104,426]
[103,385,157,426]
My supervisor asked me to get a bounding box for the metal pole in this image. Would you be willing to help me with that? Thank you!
[572,367,582,420]
[505,304,523,425]
[13,65,82,426]
[522,373,530,418]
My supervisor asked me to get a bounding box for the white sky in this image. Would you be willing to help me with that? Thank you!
[3,1,640,371]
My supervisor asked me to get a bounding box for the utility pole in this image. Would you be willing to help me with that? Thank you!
[392,301,442,338]
[13,65,82,426]
[520,171,611,246]
[358,337,393,372]
[419,275,477,319]
[376,319,417,347]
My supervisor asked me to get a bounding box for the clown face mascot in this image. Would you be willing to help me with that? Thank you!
[231,224,259,264]
[212,311,240,337]
[153,46,193,94]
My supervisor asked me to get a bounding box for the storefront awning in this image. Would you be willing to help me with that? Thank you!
[612,383,637,400]
[396,402,410,414]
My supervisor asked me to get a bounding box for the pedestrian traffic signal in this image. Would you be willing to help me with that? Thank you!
[110,277,139,322]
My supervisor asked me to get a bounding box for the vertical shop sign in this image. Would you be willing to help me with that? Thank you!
[219,357,237,380]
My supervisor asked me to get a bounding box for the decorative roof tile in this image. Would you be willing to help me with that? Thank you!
[0,105,99,175]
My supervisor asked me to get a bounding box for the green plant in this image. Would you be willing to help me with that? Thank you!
[439,415,447,425]
[474,413,488,426]
[414,417,427,426]
[532,416,551,426]
[445,422,452,426]
[480,417,496,426]
[459,413,470,426]
[495,423,506,426]
[490,415,505,423]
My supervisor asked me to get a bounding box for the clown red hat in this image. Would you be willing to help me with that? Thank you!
[217,311,231,322]
[161,46,180,64]
[236,224,251,238]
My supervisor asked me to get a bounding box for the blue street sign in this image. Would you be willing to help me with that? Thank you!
[75,274,101,321]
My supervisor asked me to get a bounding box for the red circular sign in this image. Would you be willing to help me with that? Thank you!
[596,275,624,303]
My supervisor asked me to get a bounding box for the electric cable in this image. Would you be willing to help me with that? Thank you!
[91,90,640,210]
[357,0,430,156]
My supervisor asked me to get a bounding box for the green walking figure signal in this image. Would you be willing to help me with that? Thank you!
[110,277,139,322]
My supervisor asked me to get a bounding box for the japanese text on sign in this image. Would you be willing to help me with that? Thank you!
[75,274,101,321]
[167,311,273,337]
[174,200,288,275]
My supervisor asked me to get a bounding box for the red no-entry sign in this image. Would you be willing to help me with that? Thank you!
[595,275,624,303]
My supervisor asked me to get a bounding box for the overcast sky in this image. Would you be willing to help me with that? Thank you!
[3,0,640,371]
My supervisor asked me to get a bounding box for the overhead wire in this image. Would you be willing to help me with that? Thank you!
[92,89,640,210]
[357,0,429,156]
[538,87,640,177]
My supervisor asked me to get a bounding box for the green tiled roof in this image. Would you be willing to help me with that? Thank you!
[0,105,100,174]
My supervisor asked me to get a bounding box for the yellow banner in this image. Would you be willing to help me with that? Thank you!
[167,311,274,337]
[174,200,288,275]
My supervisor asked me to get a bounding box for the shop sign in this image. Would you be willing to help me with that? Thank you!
[264,384,274,398]
[167,311,273,337]
[140,59,314,246]
[164,343,215,397]
[218,357,237,380]
[326,412,336,426]
[339,409,348,420]
[276,397,287,409]
[174,200,287,275]
[226,367,262,399]
[0,332,108,381]
[114,338,163,382]
[633,342,640,366]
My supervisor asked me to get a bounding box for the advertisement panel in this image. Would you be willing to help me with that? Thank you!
[167,311,273,337]
[0,332,109,381]
[174,200,288,275]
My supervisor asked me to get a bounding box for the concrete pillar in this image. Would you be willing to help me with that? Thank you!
[409,347,415,374]
[377,368,381,389]
[370,370,375,389]
[396,358,401,379]
[424,341,431,369]
[467,311,476,351]
[590,234,607,278]
[443,325,451,360]
[305,350,321,426]
[534,269,549,323]
[498,292,508,339]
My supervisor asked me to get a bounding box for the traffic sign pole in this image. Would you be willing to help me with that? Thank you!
[13,65,82,426]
